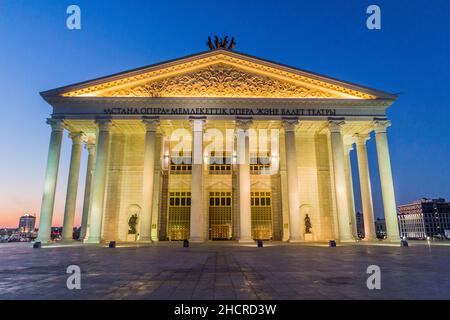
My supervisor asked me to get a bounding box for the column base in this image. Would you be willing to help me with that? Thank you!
[84,237,101,244]
[189,237,205,243]
[288,238,304,243]
[238,238,254,244]
[339,239,358,243]
[384,236,401,243]
[138,236,153,243]
[362,237,378,242]
[35,237,51,244]
[59,239,77,244]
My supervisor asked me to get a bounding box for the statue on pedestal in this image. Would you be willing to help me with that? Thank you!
[304,214,312,234]
[128,214,138,235]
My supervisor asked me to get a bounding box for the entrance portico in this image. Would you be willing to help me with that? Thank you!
[36,48,400,244]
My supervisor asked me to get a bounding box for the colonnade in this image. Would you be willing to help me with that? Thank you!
[36,116,400,243]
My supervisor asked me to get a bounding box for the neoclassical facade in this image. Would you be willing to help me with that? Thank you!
[37,48,400,244]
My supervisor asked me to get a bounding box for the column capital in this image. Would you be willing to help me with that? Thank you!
[354,133,370,145]
[328,118,345,133]
[69,132,84,144]
[142,116,160,132]
[372,119,391,133]
[281,117,299,132]
[189,116,206,132]
[46,118,65,132]
[95,117,113,131]
[235,117,253,131]
[84,139,96,153]
[344,144,354,154]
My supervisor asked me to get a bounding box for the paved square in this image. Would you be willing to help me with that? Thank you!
[1,242,449,300]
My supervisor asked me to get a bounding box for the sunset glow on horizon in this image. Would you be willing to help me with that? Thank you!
[1,0,449,230]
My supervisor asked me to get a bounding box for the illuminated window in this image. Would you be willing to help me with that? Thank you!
[170,151,192,174]
[209,151,232,175]
[250,151,271,175]
[209,191,232,207]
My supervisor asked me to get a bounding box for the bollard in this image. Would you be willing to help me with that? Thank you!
[33,241,41,249]
[400,239,408,247]
[257,240,263,248]
[109,240,116,248]
[183,240,189,248]
[328,240,336,247]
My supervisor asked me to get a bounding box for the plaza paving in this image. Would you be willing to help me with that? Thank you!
[0,241,449,300]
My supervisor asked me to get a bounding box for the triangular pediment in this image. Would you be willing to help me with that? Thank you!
[99,63,344,99]
[42,49,395,100]
[207,181,232,191]
[251,181,272,190]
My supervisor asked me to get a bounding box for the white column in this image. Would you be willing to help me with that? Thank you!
[37,118,65,243]
[355,134,377,241]
[85,118,112,244]
[282,118,302,242]
[344,143,358,239]
[139,117,159,242]
[189,117,205,242]
[62,132,84,241]
[373,120,400,241]
[328,120,353,241]
[80,140,96,240]
[151,132,163,242]
[236,118,253,243]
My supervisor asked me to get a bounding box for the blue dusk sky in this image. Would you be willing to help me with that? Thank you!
[0,0,449,227]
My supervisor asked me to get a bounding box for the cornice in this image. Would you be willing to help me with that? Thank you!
[45,96,393,108]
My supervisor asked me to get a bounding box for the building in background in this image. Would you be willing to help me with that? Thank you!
[0,228,17,242]
[356,212,365,238]
[51,227,62,241]
[355,212,386,239]
[0,214,38,242]
[398,198,450,239]
[375,218,386,239]
[18,214,36,235]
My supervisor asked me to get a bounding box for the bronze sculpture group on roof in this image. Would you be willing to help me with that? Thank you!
[207,35,236,50]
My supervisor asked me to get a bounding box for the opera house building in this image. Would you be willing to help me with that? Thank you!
[36,46,400,245]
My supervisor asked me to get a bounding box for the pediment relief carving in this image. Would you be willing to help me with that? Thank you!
[99,64,340,99]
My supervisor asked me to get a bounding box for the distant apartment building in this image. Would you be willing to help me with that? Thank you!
[0,228,16,237]
[355,212,386,239]
[375,218,386,239]
[355,212,365,238]
[18,214,36,234]
[398,198,450,239]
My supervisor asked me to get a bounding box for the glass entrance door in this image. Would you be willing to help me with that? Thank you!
[167,191,191,240]
[209,191,232,240]
[251,191,273,240]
